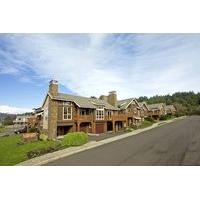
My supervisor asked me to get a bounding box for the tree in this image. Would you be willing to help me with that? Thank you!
[3,115,15,126]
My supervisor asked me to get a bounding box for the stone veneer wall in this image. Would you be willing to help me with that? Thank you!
[47,98,58,139]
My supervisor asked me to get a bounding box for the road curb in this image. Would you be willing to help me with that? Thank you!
[16,117,185,166]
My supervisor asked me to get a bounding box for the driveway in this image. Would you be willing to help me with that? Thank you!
[44,116,200,166]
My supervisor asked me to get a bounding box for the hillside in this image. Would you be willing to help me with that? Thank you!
[0,113,16,125]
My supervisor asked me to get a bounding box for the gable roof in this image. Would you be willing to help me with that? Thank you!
[52,93,119,110]
[138,101,150,111]
[165,105,176,111]
[117,98,140,110]
[147,103,165,110]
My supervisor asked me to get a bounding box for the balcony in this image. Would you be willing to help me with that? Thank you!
[152,110,160,116]
[113,114,126,121]
[105,115,113,121]
[74,115,93,122]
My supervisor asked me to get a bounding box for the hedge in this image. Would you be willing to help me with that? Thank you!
[62,132,88,147]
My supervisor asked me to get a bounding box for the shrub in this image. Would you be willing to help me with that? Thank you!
[125,127,134,132]
[160,114,173,121]
[130,124,138,130]
[27,147,58,159]
[138,120,153,129]
[145,117,155,123]
[28,127,38,133]
[39,133,48,141]
[62,132,88,147]
[0,125,5,133]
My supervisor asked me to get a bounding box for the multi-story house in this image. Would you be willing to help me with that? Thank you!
[40,80,142,139]
[165,105,176,115]
[116,98,142,126]
[13,115,31,125]
[138,102,150,120]
[147,103,166,120]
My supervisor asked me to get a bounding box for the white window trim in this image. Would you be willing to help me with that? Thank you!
[63,106,72,120]
[96,108,104,120]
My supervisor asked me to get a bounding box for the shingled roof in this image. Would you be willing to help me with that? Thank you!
[117,98,140,110]
[53,93,119,110]
[165,105,176,111]
[147,103,165,110]
[138,101,150,110]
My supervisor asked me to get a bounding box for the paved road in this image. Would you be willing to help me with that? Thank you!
[45,116,200,166]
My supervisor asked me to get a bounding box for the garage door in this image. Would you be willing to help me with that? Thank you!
[96,123,105,134]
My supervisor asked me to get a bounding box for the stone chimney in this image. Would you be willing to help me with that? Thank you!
[107,91,117,107]
[49,80,58,96]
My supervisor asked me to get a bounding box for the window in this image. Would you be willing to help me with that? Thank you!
[80,109,91,115]
[63,106,72,120]
[96,109,104,120]
[107,110,113,117]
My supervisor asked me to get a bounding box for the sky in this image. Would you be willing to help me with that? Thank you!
[0,33,200,114]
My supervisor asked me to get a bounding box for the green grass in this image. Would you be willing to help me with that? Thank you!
[0,135,60,166]
[0,132,89,166]
[137,120,154,129]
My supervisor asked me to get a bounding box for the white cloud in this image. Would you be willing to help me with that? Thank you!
[0,105,32,114]
[0,33,200,100]
[0,66,19,75]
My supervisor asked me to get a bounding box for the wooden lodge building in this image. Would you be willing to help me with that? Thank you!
[34,80,176,139]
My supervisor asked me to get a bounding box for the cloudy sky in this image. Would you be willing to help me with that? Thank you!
[0,33,200,114]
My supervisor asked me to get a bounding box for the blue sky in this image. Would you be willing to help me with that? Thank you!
[0,33,200,114]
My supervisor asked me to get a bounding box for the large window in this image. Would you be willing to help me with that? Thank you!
[63,102,72,120]
[96,109,104,120]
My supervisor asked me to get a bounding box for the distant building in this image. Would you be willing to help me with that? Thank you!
[13,115,31,125]
[165,105,176,115]
[147,103,166,120]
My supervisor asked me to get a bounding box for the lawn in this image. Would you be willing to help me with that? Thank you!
[0,135,60,166]
[0,132,88,166]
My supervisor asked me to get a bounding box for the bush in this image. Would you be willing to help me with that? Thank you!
[27,146,60,159]
[145,117,155,123]
[28,127,38,133]
[125,127,134,132]
[160,114,173,121]
[0,125,5,133]
[138,120,153,128]
[62,132,88,147]
[39,133,48,141]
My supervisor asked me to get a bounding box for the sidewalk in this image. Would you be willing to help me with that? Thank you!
[16,117,185,166]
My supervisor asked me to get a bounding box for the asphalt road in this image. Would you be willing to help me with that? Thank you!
[45,116,200,166]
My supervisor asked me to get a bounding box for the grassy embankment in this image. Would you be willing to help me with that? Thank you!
[0,132,88,166]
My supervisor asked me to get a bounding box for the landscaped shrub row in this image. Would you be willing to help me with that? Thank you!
[160,114,174,121]
[128,120,154,131]
[27,144,62,159]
